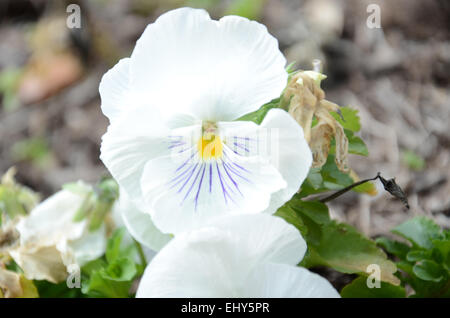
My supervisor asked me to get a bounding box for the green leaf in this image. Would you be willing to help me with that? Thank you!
[341,276,406,298]
[413,260,446,282]
[392,216,443,249]
[237,98,280,124]
[432,239,450,267]
[274,205,308,238]
[81,228,143,298]
[104,258,137,281]
[305,221,399,285]
[289,200,330,226]
[376,237,410,259]
[34,280,84,298]
[277,199,399,285]
[345,129,369,156]
[406,250,432,262]
[106,228,126,263]
[82,270,133,298]
[331,107,361,132]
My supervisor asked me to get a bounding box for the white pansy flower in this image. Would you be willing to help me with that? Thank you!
[100,7,312,235]
[136,214,339,298]
[9,185,107,283]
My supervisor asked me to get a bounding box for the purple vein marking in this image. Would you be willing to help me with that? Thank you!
[233,142,250,153]
[176,152,196,172]
[177,163,199,194]
[168,163,194,189]
[222,162,243,196]
[194,164,207,210]
[223,161,251,183]
[216,162,238,205]
[216,162,229,204]
[209,164,213,193]
[182,163,204,203]
[233,136,253,141]
[223,150,252,174]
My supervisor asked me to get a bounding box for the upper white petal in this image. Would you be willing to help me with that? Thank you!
[126,7,287,122]
[99,58,132,123]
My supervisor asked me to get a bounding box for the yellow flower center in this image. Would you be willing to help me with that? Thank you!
[197,133,223,160]
[198,121,222,160]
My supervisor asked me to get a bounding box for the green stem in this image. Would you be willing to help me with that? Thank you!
[134,240,147,268]
[319,173,381,203]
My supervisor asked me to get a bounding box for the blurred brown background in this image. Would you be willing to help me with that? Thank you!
[0,0,449,239]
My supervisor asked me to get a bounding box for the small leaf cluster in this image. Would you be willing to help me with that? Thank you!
[80,228,146,298]
[376,216,450,297]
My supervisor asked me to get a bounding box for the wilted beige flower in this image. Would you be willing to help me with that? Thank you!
[282,70,349,172]
[8,184,108,283]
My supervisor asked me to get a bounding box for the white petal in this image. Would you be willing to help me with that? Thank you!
[99,58,135,123]
[209,214,306,266]
[16,189,87,246]
[140,135,286,234]
[244,263,340,298]
[129,7,287,122]
[116,191,172,251]
[67,225,107,266]
[136,214,306,297]
[137,227,242,297]
[259,109,312,212]
[100,107,171,205]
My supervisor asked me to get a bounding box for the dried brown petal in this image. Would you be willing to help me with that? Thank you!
[0,267,22,298]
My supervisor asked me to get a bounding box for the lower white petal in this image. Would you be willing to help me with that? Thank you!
[136,214,306,297]
[141,145,285,235]
[244,263,340,298]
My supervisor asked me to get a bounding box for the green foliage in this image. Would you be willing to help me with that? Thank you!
[34,280,84,298]
[401,150,425,171]
[237,98,280,124]
[376,216,450,297]
[225,0,266,20]
[0,168,40,225]
[275,199,399,285]
[0,67,22,112]
[331,107,361,132]
[11,137,52,168]
[64,178,119,232]
[81,228,145,298]
[341,276,406,298]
